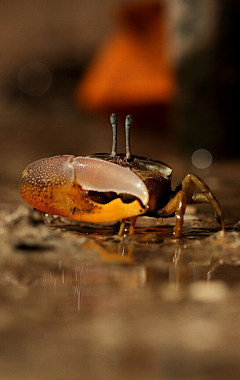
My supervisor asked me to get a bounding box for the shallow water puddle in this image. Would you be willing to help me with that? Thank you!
[1,207,240,379]
[36,217,240,312]
[1,206,240,300]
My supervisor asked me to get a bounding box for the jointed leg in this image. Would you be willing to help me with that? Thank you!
[181,173,225,231]
[160,173,225,238]
[118,216,138,236]
[160,190,187,238]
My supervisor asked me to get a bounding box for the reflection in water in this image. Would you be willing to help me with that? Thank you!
[41,231,227,311]
[42,261,147,312]
[38,208,240,311]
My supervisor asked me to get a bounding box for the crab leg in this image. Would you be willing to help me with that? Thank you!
[160,173,225,238]
[160,190,187,238]
[181,173,225,231]
[118,216,138,236]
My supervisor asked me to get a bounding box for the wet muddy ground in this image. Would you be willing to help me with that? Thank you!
[1,102,240,379]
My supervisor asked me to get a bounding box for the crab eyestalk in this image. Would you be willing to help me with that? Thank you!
[110,113,118,158]
[125,115,133,160]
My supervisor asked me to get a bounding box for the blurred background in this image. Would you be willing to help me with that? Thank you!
[0,0,240,210]
[1,4,240,379]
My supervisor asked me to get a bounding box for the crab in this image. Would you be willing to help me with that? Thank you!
[19,113,225,238]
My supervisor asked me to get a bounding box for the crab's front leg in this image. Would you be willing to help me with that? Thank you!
[118,216,138,236]
[160,190,188,238]
[160,173,225,238]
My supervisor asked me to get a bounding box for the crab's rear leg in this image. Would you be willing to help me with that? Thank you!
[182,173,225,231]
[160,173,225,238]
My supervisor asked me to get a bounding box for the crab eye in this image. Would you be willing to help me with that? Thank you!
[133,157,172,179]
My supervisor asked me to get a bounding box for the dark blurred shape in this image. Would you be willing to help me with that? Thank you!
[18,61,52,96]
[176,0,240,158]
[0,80,23,115]
[75,2,176,129]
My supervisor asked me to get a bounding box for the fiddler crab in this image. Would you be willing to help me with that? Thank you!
[19,114,225,238]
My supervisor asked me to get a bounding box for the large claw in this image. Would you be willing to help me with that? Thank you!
[19,155,149,223]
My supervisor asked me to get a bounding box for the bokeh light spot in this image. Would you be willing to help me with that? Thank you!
[191,149,212,169]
